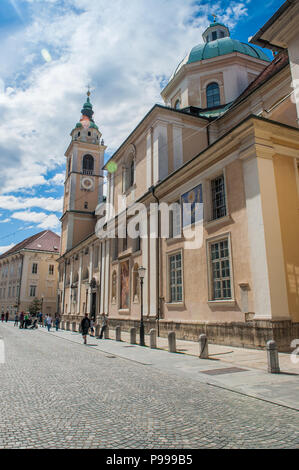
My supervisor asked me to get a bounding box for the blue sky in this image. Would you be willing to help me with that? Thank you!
[0,0,284,253]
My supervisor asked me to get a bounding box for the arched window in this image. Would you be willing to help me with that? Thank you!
[82,154,94,175]
[206,82,220,108]
[122,157,135,193]
[174,99,180,110]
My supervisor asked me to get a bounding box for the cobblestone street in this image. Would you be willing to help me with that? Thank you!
[0,322,298,449]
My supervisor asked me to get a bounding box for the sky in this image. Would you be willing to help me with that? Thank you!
[0,0,284,254]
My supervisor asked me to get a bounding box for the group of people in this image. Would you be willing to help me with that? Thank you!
[81,313,108,345]
[2,309,108,345]
[8,312,61,331]
[1,311,9,323]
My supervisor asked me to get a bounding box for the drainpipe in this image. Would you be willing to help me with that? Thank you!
[150,185,161,337]
[17,254,24,311]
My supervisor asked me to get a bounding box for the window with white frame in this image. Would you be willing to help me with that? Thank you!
[49,265,54,275]
[30,285,36,297]
[32,263,38,274]
[169,201,181,238]
[209,239,232,300]
[211,175,226,220]
[169,252,183,303]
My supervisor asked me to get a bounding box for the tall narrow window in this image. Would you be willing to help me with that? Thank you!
[49,265,54,275]
[169,201,181,238]
[206,82,220,108]
[210,239,232,300]
[82,154,94,175]
[211,175,226,220]
[30,285,36,297]
[169,253,183,303]
[32,263,38,274]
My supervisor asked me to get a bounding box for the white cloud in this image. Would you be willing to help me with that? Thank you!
[11,211,60,229]
[0,195,63,212]
[0,244,15,255]
[0,218,11,223]
[0,0,248,195]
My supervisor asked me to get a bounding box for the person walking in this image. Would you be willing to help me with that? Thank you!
[81,313,91,345]
[19,312,24,329]
[99,313,108,339]
[24,313,29,329]
[39,312,43,326]
[5,311,9,322]
[46,315,52,332]
[14,312,19,327]
[1,313,4,322]
[55,315,60,331]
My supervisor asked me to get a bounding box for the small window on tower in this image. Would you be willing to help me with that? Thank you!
[88,131,91,136]
[84,202,88,209]
[212,31,217,41]
[78,132,80,136]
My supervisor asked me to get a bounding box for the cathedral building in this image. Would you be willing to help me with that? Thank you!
[58,13,299,351]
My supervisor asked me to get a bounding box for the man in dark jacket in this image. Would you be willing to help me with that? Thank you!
[81,313,91,345]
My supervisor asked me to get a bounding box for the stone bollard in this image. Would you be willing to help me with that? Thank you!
[104,327,109,339]
[199,334,209,359]
[267,340,280,373]
[115,326,121,342]
[168,331,176,353]
[72,322,76,332]
[130,328,137,345]
[150,329,157,349]
[95,325,100,337]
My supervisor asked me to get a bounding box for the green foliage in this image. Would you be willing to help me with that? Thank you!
[29,298,42,316]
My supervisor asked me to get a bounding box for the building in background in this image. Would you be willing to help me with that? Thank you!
[0,230,60,318]
[58,13,299,350]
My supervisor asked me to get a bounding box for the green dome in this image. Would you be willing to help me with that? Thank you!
[89,121,98,130]
[171,37,270,79]
[75,122,83,128]
[83,97,92,109]
[189,37,270,63]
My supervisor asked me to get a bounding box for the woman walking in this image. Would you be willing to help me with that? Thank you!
[80,314,90,345]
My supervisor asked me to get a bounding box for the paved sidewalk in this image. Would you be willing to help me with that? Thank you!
[36,324,299,412]
[116,329,299,374]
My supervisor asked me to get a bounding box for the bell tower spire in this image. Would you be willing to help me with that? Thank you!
[60,92,107,255]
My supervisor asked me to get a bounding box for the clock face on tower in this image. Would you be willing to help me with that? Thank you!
[81,176,94,191]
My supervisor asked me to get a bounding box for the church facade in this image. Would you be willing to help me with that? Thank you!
[58,14,299,351]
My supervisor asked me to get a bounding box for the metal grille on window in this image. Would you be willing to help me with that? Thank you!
[169,253,183,302]
[211,175,226,220]
[210,240,231,300]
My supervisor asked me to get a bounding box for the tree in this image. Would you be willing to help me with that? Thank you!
[29,298,42,316]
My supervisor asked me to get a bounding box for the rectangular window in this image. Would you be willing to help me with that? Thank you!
[169,201,181,238]
[211,175,226,220]
[8,287,11,298]
[49,265,54,275]
[32,263,38,274]
[210,239,232,300]
[30,285,36,297]
[169,253,183,303]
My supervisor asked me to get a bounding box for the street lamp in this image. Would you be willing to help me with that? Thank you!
[138,266,146,347]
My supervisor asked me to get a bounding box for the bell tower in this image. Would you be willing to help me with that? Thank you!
[60,92,106,255]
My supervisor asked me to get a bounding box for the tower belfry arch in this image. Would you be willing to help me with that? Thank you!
[60,92,107,255]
